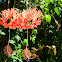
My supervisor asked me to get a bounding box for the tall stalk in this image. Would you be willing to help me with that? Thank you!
[8,0,10,8]
[7,28,10,55]
[7,0,10,54]
[26,29,28,58]
[24,29,29,62]
[25,1,29,61]
[13,0,16,8]
[8,28,10,45]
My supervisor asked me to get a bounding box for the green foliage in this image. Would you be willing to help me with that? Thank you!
[0,30,6,35]
[30,35,36,44]
[22,39,27,46]
[11,47,23,62]
[45,15,51,23]
[15,35,21,41]
[9,40,15,44]
[30,29,37,44]
[32,29,37,34]
[54,7,60,15]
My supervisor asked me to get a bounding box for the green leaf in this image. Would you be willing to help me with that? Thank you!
[35,0,39,3]
[58,1,62,6]
[44,8,49,12]
[45,15,51,23]
[15,35,21,41]
[0,30,6,35]
[46,0,50,2]
[49,25,54,28]
[49,30,53,33]
[60,0,62,2]
[30,35,36,44]
[15,45,18,49]
[40,4,45,8]
[50,0,54,3]
[50,9,53,14]
[32,36,36,44]
[18,44,21,49]
[13,59,17,62]
[54,7,60,15]
[32,29,37,34]
[23,39,27,45]
[45,3,49,7]
[9,40,15,44]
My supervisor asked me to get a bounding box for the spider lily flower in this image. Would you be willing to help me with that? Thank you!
[0,8,42,29]
[19,8,42,29]
[0,8,21,29]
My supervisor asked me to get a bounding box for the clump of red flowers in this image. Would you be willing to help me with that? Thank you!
[0,8,21,29]
[20,8,41,29]
[0,8,41,29]
[0,8,42,61]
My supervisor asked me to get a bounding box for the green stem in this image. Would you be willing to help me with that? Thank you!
[13,0,16,8]
[8,0,10,8]
[26,0,28,10]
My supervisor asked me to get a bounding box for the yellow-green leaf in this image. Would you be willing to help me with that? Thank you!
[45,15,51,23]
[54,7,60,15]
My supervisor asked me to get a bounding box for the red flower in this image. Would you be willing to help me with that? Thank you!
[19,8,42,29]
[0,8,21,29]
[0,8,42,29]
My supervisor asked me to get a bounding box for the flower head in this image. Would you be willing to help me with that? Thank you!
[0,8,21,29]
[19,8,42,29]
[0,8,42,29]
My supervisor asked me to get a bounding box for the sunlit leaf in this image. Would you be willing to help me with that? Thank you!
[49,30,53,33]
[45,15,51,23]
[32,29,37,34]
[44,8,49,12]
[23,39,27,45]
[50,9,54,14]
[0,30,6,35]
[54,7,60,15]
[30,35,36,44]
[9,40,15,44]
[15,35,21,41]
[50,0,54,3]
[18,44,21,49]
[60,0,62,2]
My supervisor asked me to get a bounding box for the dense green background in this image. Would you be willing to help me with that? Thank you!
[0,0,62,62]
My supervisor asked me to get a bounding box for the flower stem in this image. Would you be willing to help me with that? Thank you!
[26,0,28,10]
[8,0,10,8]
[27,29,28,46]
[7,28,10,55]
[8,28,10,45]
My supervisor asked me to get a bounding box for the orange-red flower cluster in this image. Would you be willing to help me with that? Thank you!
[0,8,41,29]
[0,8,21,29]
